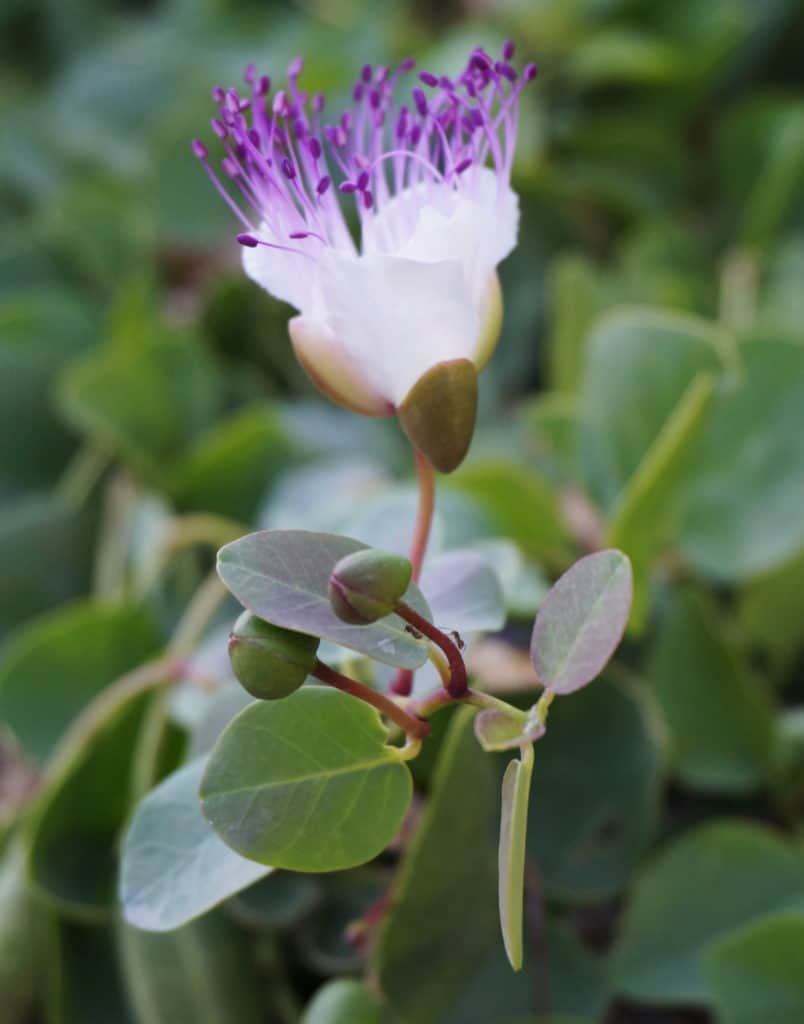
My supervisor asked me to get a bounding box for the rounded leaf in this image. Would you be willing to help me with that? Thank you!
[530,550,632,694]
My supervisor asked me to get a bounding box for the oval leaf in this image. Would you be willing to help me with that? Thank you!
[530,550,632,694]
[498,745,534,971]
[200,686,412,872]
[217,530,430,670]
[120,759,271,933]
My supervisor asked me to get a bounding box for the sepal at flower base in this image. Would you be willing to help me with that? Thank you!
[398,359,478,473]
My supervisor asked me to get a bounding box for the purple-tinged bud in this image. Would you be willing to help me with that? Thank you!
[419,71,439,87]
[361,63,372,83]
[281,157,296,179]
[288,55,304,79]
[256,74,271,96]
[316,175,331,195]
[244,62,257,84]
[523,63,539,81]
[211,118,227,139]
[328,549,412,625]
[228,611,318,701]
[502,39,515,61]
[237,234,259,247]
[495,61,517,82]
[191,139,208,160]
[413,88,428,116]
[308,136,322,160]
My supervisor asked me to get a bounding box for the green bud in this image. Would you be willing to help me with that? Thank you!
[228,611,319,700]
[328,548,412,625]
[397,358,478,474]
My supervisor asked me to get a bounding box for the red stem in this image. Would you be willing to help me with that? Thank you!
[312,660,430,739]
[391,450,436,698]
[395,602,468,698]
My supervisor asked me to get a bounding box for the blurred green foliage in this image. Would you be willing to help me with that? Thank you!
[1,0,804,1021]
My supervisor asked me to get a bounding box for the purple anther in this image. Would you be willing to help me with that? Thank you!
[244,63,257,85]
[523,63,539,81]
[288,56,304,79]
[256,75,271,96]
[454,157,472,175]
[439,75,454,90]
[212,86,225,103]
[308,137,322,160]
[356,170,370,191]
[211,118,227,139]
[471,51,492,72]
[495,62,517,82]
[273,90,287,115]
[222,157,239,177]
[361,64,372,83]
[237,233,259,247]
[316,175,331,195]
[413,88,428,116]
[419,71,439,87]
[191,139,208,159]
[362,189,374,209]
[353,83,365,102]
[369,88,381,110]
[341,111,352,132]
[248,128,261,149]
[289,231,310,239]
[226,88,241,111]
[312,93,325,112]
[410,124,422,146]
[470,108,485,128]
[502,40,515,61]
[339,181,357,194]
[399,57,415,72]
[281,157,296,179]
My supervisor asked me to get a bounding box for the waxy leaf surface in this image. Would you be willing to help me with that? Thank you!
[217,530,431,669]
[201,686,412,872]
[498,746,534,971]
[531,550,632,694]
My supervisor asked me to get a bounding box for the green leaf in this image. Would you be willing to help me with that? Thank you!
[120,759,270,933]
[59,325,219,484]
[50,921,133,1024]
[0,494,95,640]
[704,913,804,1024]
[611,821,804,1006]
[527,677,663,901]
[0,601,159,762]
[680,337,804,579]
[216,530,431,670]
[420,548,506,634]
[170,405,300,521]
[446,460,570,567]
[200,686,412,872]
[302,979,384,1024]
[0,842,51,1023]
[26,681,160,918]
[739,546,804,680]
[648,590,774,793]
[117,912,264,1024]
[474,706,544,753]
[229,871,321,930]
[578,308,729,511]
[498,745,534,971]
[606,372,716,628]
[530,550,632,694]
[374,707,498,1024]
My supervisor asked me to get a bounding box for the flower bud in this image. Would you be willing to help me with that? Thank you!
[228,611,319,700]
[328,548,412,625]
[397,358,478,474]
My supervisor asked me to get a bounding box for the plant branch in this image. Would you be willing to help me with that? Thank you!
[312,660,430,739]
[410,448,435,582]
[395,602,468,697]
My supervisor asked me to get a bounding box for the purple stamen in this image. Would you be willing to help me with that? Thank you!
[454,157,472,175]
[211,118,227,139]
[256,75,271,96]
[191,139,208,160]
[362,190,373,209]
[523,63,538,81]
[237,233,259,247]
[419,71,439,87]
[281,157,296,179]
[244,63,257,85]
[361,64,372,83]
[502,40,515,61]
[316,175,331,195]
[413,88,428,117]
[495,62,517,82]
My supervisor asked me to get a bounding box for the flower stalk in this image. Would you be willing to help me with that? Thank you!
[312,660,430,739]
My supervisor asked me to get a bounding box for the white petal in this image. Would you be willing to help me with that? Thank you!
[364,168,519,307]
[319,252,478,405]
[241,222,322,313]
